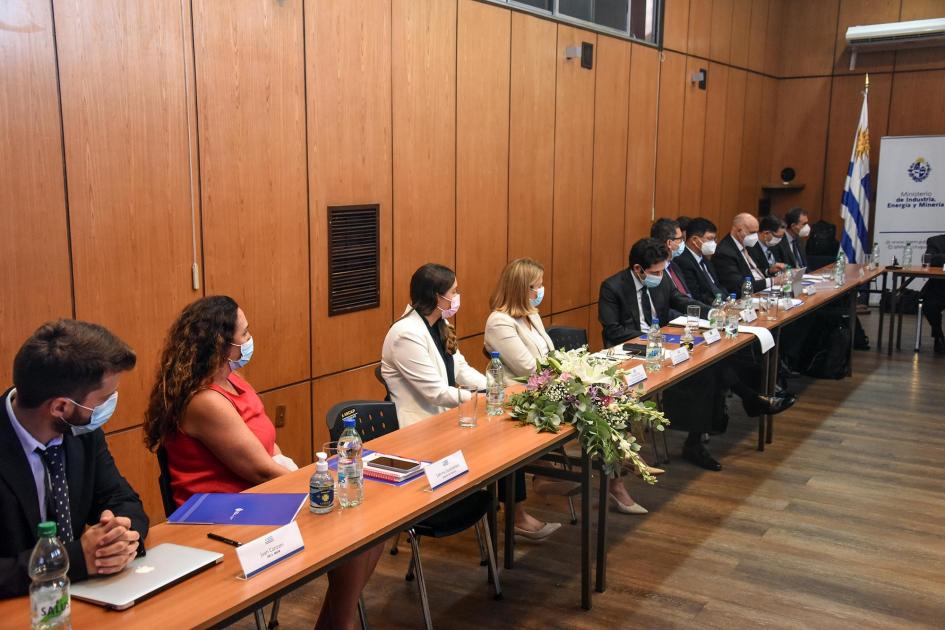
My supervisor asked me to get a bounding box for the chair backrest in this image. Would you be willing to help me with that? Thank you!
[546,326,588,352]
[155,446,178,519]
[326,400,399,443]
[374,365,392,402]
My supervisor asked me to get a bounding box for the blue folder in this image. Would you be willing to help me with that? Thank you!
[640,333,705,347]
[168,492,307,526]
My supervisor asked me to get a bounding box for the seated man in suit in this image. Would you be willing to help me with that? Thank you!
[1,320,148,597]
[714,212,782,295]
[922,233,945,355]
[778,207,809,268]
[756,214,788,274]
[651,218,696,304]
[676,217,726,305]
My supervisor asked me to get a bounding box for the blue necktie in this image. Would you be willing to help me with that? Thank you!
[38,445,73,542]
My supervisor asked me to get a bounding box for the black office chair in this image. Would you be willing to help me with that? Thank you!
[546,326,588,351]
[156,447,284,630]
[326,401,502,630]
[374,364,392,402]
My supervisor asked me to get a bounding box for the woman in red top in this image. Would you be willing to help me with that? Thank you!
[145,296,382,630]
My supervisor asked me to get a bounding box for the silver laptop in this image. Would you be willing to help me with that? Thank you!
[70,543,223,610]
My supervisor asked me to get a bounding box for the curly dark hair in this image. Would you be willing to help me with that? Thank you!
[143,295,239,451]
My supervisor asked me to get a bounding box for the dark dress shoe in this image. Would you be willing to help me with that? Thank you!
[742,393,796,417]
[682,445,722,471]
[935,337,945,355]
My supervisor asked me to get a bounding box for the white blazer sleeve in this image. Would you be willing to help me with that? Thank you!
[453,349,487,390]
[388,328,468,408]
[484,314,538,378]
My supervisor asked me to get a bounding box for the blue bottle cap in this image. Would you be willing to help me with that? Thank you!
[343,417,356,428]
[490,351,500,359]
[744,276,752,281]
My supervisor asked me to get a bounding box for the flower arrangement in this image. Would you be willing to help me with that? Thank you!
[507,347,670,482]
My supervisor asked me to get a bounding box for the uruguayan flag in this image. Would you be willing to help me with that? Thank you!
[840,90,871,263]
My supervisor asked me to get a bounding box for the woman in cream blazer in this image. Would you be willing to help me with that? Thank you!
[485,258,649,516]
[381,264,485,428]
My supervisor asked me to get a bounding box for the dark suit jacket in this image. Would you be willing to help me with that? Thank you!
[0,389,149,597]
[776,234,807,268]
[598,269,704,348]
[922,234,945,299]
[713,234,770,294]
[676,247,726,305]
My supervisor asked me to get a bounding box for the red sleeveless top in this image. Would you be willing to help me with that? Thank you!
[165,372,276,507]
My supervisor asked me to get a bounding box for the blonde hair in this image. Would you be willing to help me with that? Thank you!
[490,258,544,318]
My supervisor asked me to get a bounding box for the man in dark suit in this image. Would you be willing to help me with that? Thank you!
[755,215,788,275]
[777,207,810,268]
[922,234,945,355]
[651,218,698,306]
[676,217,727,305]
[714,213,781,295]
[1,320,148,597]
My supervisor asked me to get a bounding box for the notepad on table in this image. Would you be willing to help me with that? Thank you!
[168,492,307,526]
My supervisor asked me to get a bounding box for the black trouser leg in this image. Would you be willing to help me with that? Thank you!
[498,470,527,503]
[924,294,945,338]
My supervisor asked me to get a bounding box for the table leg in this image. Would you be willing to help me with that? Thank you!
[503,474,515,570]
[487,482,498,585]
[581,448,591,610]
[896,277,906,351]
[766,327,781,444]
[758,346,769,452]
[595,467,608,593]
[877,270,887,352]
[887,273,897,357]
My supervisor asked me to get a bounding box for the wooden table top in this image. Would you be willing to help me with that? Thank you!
[0,406,574,629]
[887,264,945,278]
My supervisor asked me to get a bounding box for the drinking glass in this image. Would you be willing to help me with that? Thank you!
[922,253,933,269]
[457,385,480,428]
[766,289,780,321]
[686,304,701,330]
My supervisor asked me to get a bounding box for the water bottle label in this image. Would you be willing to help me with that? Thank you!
[32,586,70,627]
[310,484,334,510]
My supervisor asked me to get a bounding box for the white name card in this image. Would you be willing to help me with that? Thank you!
[236,521,304,579]
[740,308,758,323]
[624,364,647,386]
[703,328,721,345]
[669,346,690,366]
[424,450,469,490]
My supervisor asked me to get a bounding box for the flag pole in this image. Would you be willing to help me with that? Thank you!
[865,72,870,94]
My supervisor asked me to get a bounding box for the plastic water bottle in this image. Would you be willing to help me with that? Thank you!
[645,317,662,372]
[870,242,880,269]
[834,250,846,287]
[309,452,335,514]
[903,242,913,266]
[486,351,505,416]
[29,522,70,630]
[782,268,794,300]
[707,294,724,331]
[724,293,739,338]
[337,418,363,508]
[741,276,754,310]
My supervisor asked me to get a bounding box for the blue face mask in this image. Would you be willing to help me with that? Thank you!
[672,241,686,258]
[643,273,662,289]
[229,336,254,371]
[67,391,118,435]
[530,286,545,308]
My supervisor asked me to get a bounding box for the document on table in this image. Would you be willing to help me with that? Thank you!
[669,316,711,329]
[737,325,775,353]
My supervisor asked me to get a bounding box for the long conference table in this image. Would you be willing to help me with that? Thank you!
[0,264,883,628]
[877,265,945,355]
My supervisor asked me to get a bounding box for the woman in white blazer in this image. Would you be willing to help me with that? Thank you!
[485,258,648,516]
[381,263,486,428]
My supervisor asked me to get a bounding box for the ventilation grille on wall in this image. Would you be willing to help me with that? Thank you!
[328,204,380,316]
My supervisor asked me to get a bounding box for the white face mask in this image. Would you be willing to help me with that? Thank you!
[743,232,759,248]
[768,235,783,247]
[701,240,717,256]
[228,336,254,370]
[798,224,811,238]
[530,286,545,308]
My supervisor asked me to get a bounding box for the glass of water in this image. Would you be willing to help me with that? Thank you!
[457,385,479,428]
[687,304,701,330]
[766,288,780,321]
[922,253,933,268]
[725,313,739,338]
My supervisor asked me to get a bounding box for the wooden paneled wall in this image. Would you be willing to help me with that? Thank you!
[7,0,928,523]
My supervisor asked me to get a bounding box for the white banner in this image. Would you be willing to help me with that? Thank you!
[875,135,945,268]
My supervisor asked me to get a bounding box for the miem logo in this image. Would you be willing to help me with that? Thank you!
[907,157,931,183]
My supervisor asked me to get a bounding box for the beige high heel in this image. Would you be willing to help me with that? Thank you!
[608,492,648,515]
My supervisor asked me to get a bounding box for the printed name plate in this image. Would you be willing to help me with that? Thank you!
[740,308,758,323]
[424,450,469,490]
[669,347,690,366]
[236,521,304,579]
[624,364,648,386]
[703,328,721,344]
